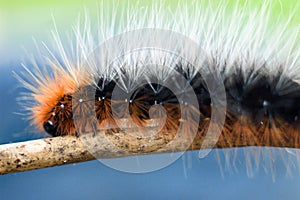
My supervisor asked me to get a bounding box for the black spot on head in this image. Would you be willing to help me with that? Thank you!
[43,120,58,136]
[43,94,73,136]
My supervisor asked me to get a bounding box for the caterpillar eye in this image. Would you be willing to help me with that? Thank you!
[43,120,58,136]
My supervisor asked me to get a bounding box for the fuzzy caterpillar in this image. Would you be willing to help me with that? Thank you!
[15,1,300,177]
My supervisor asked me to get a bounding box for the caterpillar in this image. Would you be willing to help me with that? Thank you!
[15,0,300,177]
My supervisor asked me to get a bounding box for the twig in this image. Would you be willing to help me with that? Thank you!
[0,126,200,175]
[0,124,299,175]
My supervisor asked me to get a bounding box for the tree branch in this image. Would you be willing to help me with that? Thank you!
[1,123,299,175]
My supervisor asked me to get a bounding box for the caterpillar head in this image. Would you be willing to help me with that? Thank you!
[31,72,78,136]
